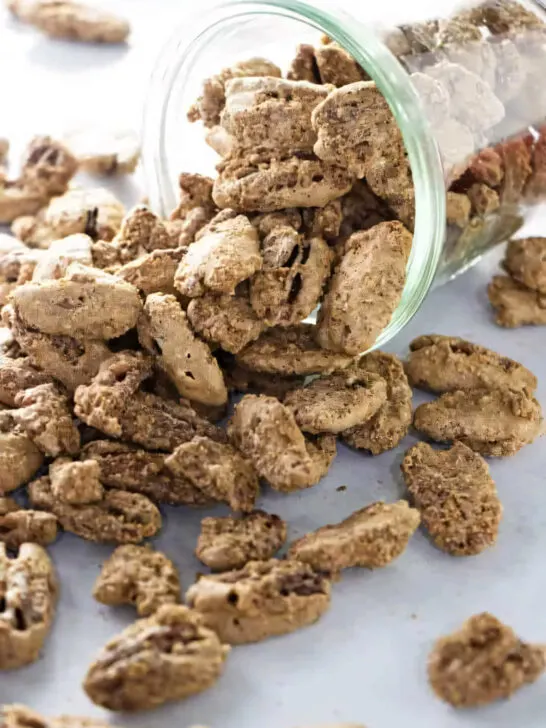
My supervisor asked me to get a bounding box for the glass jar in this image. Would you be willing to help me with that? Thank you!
[142,0,546,349]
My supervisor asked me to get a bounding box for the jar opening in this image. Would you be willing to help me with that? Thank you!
[142,0,446,351]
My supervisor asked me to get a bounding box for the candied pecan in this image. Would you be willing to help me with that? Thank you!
[288,501,420,573]
[193,208,239,240]
[138,293,227,407]
[11,263,141,340]
[9,0,130,43]
[0,543,58,669]
[19,136,78,197]
[220,355,305,400]
[166,436,259,513]
[474,0,544,34]
[83,604,230,710]
[503,237,546,293]
[313,81,399,178]
[284,369,387,434]
[469,147,504,188]
[363,139,415,231]
[93,544,181,617]
[174,214,261,297]
[406,334,537,394]
[413,388,542,456]
[189,57,282,128]
[496,137,532,205]
[214,151,353,213]
[5,305,111,393]
[0,241,40,304]
[316,222,412,355]
[186,559,331,644]
[0,705,116,728]
[70,350,160,436]
[488,274,546,327]
[525,125,546,202]
[402,441,502,556]
[196,511,287,571]
[341,351,413,455]
[466,183,500,216]
[315,42,368,86]
[13,188,125,246]
[251,208,302,236]
[302,200,342,242]
[0,182,47,226]
[0,355,51,406]
[64,128,139,175]
[82,440,211,505]
[446,192,471,228]
[398,20,439,53]
[112,205,175,263]
[49,457,103,504]
[12,383,79,456]
[170,172,215,221]
[236,323,354,375]
[177,206,218,245]
[31,233,93,281]
[29,477,161,543]
[187,291,266,354]
[0,498,57,550]
[0,411,44,494]
[117,247,186,295]
[222,77,329,155]
[287,44,321,83]
[428,612,546,707]
[75,353,225,450]
[228,394,336,492]
[251,230,333,327]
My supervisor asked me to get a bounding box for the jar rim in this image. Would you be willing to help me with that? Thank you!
[142,0,447,351]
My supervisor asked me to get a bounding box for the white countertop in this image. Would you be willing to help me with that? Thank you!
[2,2,546,727]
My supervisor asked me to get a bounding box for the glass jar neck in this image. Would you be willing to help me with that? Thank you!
[142,0,447,350]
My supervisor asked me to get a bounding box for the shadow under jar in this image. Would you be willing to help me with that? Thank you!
[142,0,546,351]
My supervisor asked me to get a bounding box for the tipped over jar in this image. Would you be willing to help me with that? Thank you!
[142,0,546,353]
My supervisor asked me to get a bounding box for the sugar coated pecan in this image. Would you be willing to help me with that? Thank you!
[413,387,542,456]
[28,477,161,544]
[402,441,502,556]
[428,613,546,707]
[341,351,413,454]
[186,559,331,644]
[196,511,287,571]
[406,334,537,394]
[228,394,336,492]
[83,604,230,711]
[0,543,58,669]
[93,545,181,617]
[165,436,259,513]
[288,501,420,572]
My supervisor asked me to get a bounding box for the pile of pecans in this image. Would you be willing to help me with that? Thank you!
[1,0,546,723]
